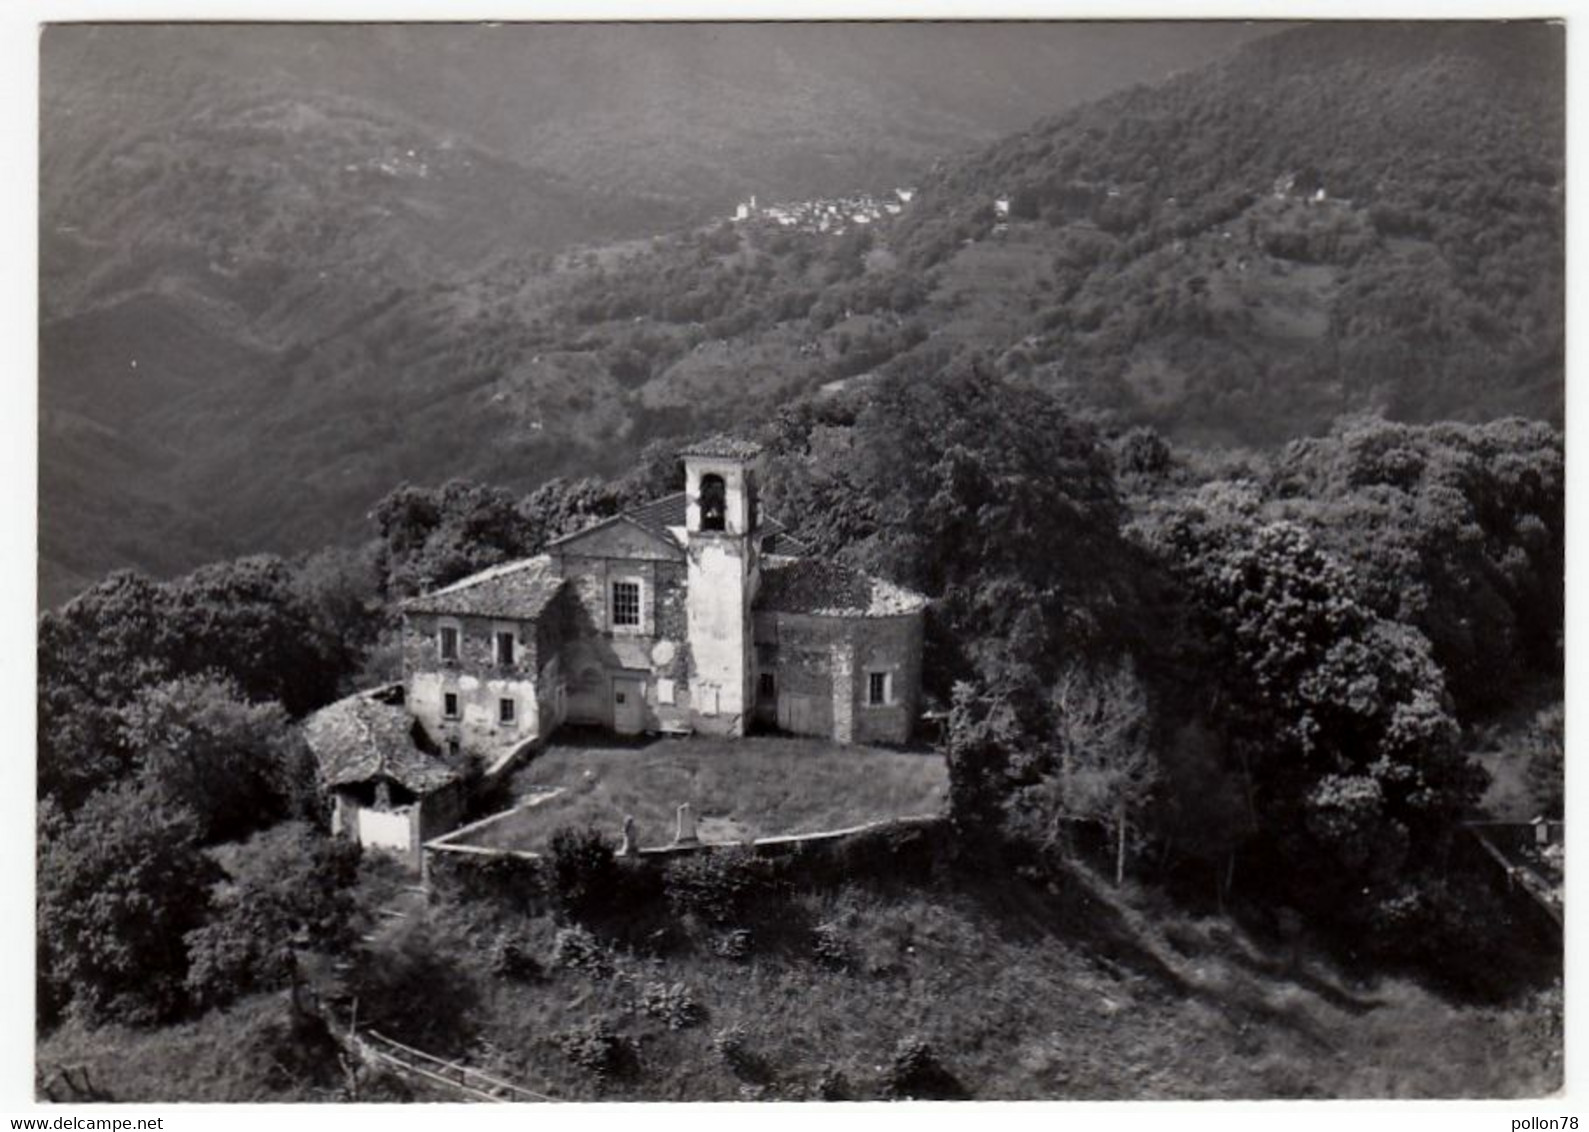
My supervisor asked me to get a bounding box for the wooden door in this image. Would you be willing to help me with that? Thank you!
[777,692,831,737]
[613,677,645,735]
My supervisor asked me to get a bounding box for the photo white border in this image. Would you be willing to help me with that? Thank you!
[4,2,1578,1128]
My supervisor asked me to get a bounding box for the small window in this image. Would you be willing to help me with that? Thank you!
[443,692,460,720]
[758,672,776,701]
[867,671,889,707]
[499,698,516,726]
[495,631,515,666]
[438,625,460,662]
[699,473,727,532]
[612,580,640,628]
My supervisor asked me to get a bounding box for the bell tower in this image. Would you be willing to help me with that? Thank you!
[680,437,763,736]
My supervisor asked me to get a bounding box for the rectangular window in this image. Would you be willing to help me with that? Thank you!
[438,625,459,661]
[867,671,889,707]
[612,580,641,628]
[499,698,516,725]
[495,631,515,666]
[443,692,460,720]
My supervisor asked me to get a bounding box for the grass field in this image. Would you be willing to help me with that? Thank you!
[457,733,948,853]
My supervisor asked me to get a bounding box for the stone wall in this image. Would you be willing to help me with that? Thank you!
[752,609,923,744]
[403,611,543,757]
[849,613,925,745]
[558,554,694,732]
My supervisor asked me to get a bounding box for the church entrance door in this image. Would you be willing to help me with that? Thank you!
[613,677,645,734]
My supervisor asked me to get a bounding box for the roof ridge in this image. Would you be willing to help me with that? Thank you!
[423,553,550,598]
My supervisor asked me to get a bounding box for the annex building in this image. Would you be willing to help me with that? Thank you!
[305,437,927,863]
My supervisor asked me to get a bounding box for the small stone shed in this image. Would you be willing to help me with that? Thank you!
[304,688,467,870]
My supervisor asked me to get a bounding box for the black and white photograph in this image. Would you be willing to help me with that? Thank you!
[27,13,1566,1110]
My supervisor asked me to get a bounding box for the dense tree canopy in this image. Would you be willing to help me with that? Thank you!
[38,782,219,1025]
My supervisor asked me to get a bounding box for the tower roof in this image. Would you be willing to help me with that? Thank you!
[677,434,764,461]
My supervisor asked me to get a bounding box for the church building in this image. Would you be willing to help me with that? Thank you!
[305,437,927,862]
[399,436,926,754]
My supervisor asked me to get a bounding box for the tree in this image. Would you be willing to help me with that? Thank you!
[164,555,346,716]
[373,479,537,597]
[38,782,219,1023]
[1521,703,1565,819]
[119,676,307,844]
[767,362,1140,697]
[184,822,361,1011]
[942,683,1021,842]
[1017,661,1158,884]
[1133,488,1486,910]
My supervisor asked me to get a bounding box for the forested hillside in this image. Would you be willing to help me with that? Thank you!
[40,21,1563,617]
[36,364,1563,1100]
[39,21,1261,606]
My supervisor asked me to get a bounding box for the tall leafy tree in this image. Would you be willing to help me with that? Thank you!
[1134,485,1487,908]
[184,822,361,1011]
[38,782,219,1024]
[119,676,313,844]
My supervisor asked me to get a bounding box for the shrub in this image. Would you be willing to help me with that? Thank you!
[488,934,544,983]
[349,917,482,1054]
[550,925,614,979]
[884,1035,965,1100]
[710,928,753,961]
[546,824,621,920]
[635,980,704,1030]
[711,1023,770,1082]
[814,1065,851,1101]
[558,1020,639,1083]
[811,923,851,972]
[663,846,780,925]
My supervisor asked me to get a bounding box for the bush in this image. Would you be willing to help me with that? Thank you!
[348,917,482,1054]
[635,980,704,1030]
[558,1020,639,1084]
[550,925,613,979]
[663,846,781,925]
[814,1065,851,1101]
[546,824,621,920]
[811,923,851,972]
[884,1035,965,1100]
[710,928,752,961]
[711,1022,770,1082]
[488,933,544,983]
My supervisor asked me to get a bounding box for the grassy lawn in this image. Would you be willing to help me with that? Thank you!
[458,733,948,853]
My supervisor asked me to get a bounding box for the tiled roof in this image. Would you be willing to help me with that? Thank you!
[554,492,796,553]
[624,492,687,544]
[304,693,461,794]
[677,435,764,460]
[756,556,927,617]
[402,554,565,619]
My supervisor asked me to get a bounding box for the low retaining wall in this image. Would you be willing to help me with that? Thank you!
[422,807,947,904]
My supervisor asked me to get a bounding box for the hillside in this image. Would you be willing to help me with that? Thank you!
[38,21,1266,608]
[38,21,1564,608]
[36,852,1562,1101]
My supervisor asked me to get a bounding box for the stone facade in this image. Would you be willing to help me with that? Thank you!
[751,609,923,745]
[403,608,550,758]
[395,437,926,750]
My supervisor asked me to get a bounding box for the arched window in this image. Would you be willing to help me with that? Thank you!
[699,473,727,531]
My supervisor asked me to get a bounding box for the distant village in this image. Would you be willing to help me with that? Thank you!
[730,186,918,236]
